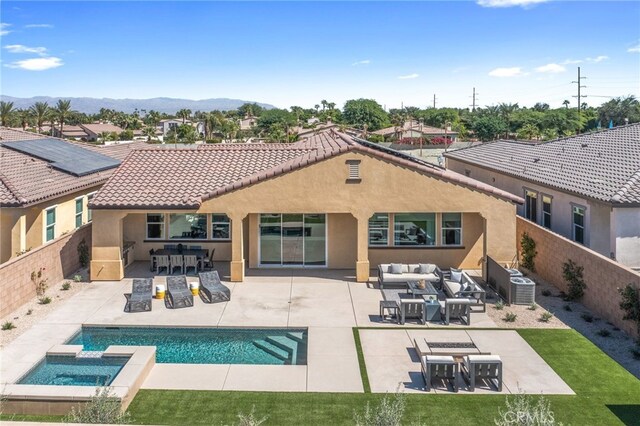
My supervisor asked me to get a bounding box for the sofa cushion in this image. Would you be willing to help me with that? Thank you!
[382,273,411,283]
[390,263,403,274]
[444,279,463,296]
[418,263,437,274]
[450,268,463,283]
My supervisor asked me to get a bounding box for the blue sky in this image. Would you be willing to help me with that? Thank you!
[1,1,639,109]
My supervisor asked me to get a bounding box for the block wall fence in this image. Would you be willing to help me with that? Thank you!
[516,217,640,338]
[0,223,91,319]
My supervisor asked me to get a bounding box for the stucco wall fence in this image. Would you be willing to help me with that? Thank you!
[516,217,640,338]
[0,223,92,319]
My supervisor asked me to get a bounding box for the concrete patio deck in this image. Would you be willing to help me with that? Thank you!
[2,262,570,397]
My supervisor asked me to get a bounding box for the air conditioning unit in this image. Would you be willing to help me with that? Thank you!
[510,277,535,305]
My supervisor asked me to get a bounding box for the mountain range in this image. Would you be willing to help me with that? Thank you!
[0,96,275,114]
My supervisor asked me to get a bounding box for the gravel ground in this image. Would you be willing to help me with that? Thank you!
[485,272,640,379]
[0,269,89,349]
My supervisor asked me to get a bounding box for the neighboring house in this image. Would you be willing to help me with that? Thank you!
[240,116,257,131]
[79,123,125,141]
[88,130,522,282]
[53,125,89,140]
[158,119,205,137]
[372,120,458,143]
[444,124,640,269]
[0,128,148,264]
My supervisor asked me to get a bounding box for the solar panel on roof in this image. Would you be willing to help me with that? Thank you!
[1,138,121,176]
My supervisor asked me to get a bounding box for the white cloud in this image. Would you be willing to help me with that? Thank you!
[5,57,63,71]
[4,44,48,55]
[352,59,371,66]
[562,58,583,65]
[398,73,419,80]
[477,0,549,8]
[488,67,524,77]
[0,23,11,36]
[535,63,566,73]
[25,24,53,29]
[629,44,640,53]
[586,55,608,63]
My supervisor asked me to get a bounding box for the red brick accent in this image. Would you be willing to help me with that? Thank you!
[0,224,92,318]
[517,217,640,338]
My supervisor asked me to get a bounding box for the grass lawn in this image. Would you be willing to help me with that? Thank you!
[2,329,639,425]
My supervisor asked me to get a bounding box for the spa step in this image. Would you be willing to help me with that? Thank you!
[285,331,306,344]
[266,336,298,362]
[253,340,291,363]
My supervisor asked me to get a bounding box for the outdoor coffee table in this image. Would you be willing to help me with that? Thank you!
[407,281,438,299]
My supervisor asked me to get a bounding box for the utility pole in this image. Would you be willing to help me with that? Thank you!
[572,67,587,114]
[470,87,477,112]
[433,94,437,109]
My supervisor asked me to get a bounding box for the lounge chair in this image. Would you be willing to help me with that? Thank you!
[198,271,231,303]
[124,278,153,313]
[169,255,184,274]
[155,255,170,274]
[184,255,199,275]
[165,276,194,309]
[461,355,503,391]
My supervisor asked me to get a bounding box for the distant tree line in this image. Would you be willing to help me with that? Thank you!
[1,95,638,144]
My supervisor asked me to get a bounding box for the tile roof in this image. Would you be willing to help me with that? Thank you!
[443,123,640,205]
[0,128,148,207]
[80,123,124,135]
[91,130,522,209]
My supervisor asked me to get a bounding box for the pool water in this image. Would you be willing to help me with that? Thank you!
[19,355,129,386]
[68,327,308,365]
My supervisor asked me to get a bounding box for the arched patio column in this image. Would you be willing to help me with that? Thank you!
[355,211,374,282]
[229,212,246,282]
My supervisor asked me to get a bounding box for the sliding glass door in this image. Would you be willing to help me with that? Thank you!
[259,214,326,267]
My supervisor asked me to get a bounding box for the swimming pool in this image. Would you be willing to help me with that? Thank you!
[19,355,129,386]
[67,327,308,365]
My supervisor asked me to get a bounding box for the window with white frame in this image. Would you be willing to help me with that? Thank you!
[572,206,585,244]
[75,197,84,228]
[45,207,56,242]
[394,213,436,246]
[211,214,231,239]
[524,190,538,223]
[168,214,207,239]
[146,213,165,239]
[87,192,96,222]
[542,195,552,229]
[368,213,389,245]
[441,213,462,246]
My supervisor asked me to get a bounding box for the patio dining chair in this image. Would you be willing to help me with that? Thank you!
[155,255,170,274]
[165,276,194,309]
[164,244,177,250]
[170,255,184,274]
[184,255,199,275]
[149,249,156,272]
[201,248,215,271]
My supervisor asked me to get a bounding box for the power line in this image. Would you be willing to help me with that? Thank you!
[571,66,587,113]
[433,94,437,108]
[469,87,478,111]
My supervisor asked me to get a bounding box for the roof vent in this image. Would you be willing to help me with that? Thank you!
[346,159,361,183]
[581,143,588,148]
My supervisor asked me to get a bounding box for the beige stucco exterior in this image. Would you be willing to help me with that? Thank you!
[90,151,518,282]
[1,187,98,264]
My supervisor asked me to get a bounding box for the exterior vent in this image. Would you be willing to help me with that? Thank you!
[346,160,361,183]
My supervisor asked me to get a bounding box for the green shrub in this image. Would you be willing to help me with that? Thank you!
[65,387,130,424]
[39,296,51,305]
[528,303,537,311]
[562,259,586,300]
[31,267,48,296]
[495,393,560,425]
[77,239,90,268]
[503,312,518,323]
[1,321,16,331]
[237,406,268,426]
[541,289,552,297]
[540,312,553,322]
[596,329,611,338]
[62,281,72,291]
[73,274,83,282]
[581,313,593,323]
[495,300,505,310]
[618,284,640,335]
[520,232,537,271]
[354,391,406,426]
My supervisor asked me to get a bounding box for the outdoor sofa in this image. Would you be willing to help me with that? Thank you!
[378,263,443,289]
[443,269,486,312]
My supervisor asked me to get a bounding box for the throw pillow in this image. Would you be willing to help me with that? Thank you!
[390,263,403,274]
[417,263,430,274]
[450,268,463,282]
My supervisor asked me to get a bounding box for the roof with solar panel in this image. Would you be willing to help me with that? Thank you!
[443,123,640,205]
[0,127,148,207]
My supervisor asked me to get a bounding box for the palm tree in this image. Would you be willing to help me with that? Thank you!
[176,109,192,124]
[53,99,72,136]
[562,100,570,109]
[142,126,156,142]
[390,112,405,141]
[0,101,14,126]
[29,102,50,133]
[17,109,30,130]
